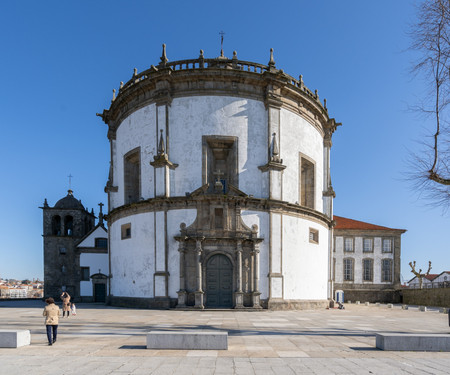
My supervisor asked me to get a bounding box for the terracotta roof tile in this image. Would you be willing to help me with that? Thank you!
[333,215,406,231]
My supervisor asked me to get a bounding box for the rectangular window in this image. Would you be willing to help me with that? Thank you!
[363,238,373,252]
[343,258,354,281]
[309,228,319,244]
[59,247,66,255]
[203,136,238,194]
[81,267,90,281]
[95,238,108,248]
[124,148,141,204]
[382,238,392,253]
[300,156,315,209]
[382,259,392,282]
[121,223,131,240]
[344,237,353,252]
[363,259,373,281]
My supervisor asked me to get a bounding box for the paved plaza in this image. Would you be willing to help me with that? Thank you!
[0,300,449,374]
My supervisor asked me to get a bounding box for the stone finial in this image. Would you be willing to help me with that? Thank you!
[267,48,276,72]
[315,90,319,101]
[160,43,168,66]
[112,89,116,102]
[91,208,94,215]
[158,129,165,155]
[233,51,237,59]
[43,198,49,207]
[199,49,204,58]
[324,98,327,109]
[268,48,275,66]
[133,68,137,77]
[299,75,304,88]
[120,81,124,89]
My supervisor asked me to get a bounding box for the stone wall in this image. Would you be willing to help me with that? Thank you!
[402,288,450,307]
[342,289,401,303]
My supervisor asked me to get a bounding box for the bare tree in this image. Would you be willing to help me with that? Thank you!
[410,0,450,209]
[409,260,432,289]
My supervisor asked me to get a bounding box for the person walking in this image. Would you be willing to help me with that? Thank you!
[43,297,60,345]
[61,292,71,317]
[71,302,77,316]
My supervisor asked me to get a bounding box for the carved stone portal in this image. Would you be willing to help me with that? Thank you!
[175,188,263,309]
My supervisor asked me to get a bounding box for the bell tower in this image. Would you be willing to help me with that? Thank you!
[41,190,96,299]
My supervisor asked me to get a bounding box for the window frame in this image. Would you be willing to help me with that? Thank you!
[309,228,319,244]
[381,259,393,282]
[299,154,315,210]
[343,258,354,281]
[121,223,131,240]
[382,238,393,253]
[344,237,354,252]
[363,237,374,253]
[81,267,90,281]
[362,258,374,282]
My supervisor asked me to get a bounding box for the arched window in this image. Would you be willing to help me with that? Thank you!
[52,215,61,236]
[64,215,73,236]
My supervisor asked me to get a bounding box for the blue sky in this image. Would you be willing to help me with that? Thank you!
[0,1,448,282]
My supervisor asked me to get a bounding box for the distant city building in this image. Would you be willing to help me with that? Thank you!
[333,216,406,303]
[41,190,108,302]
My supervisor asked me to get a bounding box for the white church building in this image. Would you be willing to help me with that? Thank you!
[98,46,340,309]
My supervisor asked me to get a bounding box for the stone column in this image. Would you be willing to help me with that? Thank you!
[176,240,187,307]
[252,242,262,308]
[234,240,244,308]
[194,239,204,309]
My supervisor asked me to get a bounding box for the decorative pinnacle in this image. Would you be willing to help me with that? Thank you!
[324,98,327,109]
[233,51,237,59]
[199,49,204,58]
[158,129,165,155]
[120,81,123,89]
[315,89,319,100]
[160,43,168,65]
[133,68,137,77]
[112,89,116,101]
[268,48,275,67]
[299,75,304,87]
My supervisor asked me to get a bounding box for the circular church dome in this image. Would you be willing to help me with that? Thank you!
[54,190,84,209]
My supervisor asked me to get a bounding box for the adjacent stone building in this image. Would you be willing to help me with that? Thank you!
[41,190,108,302]
[333,215,406,303]
[98,46,340,309]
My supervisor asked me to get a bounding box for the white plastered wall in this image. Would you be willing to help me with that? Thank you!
[280,109,324,212]
[282,215,329,300]
[166,96,268,198]
[110,105,157,209]
[80,253,109,296]
[77,227,107,248]
[109,213,155,297]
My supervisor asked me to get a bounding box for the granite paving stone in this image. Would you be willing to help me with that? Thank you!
[0,300,450,374]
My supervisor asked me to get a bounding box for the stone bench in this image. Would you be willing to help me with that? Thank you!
[147,330,228,350]
[376,333,450,352]
[0,330,30,348]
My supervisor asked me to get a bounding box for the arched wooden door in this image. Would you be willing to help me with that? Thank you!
[206,254,233,308]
